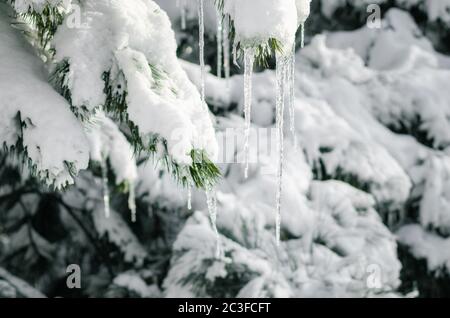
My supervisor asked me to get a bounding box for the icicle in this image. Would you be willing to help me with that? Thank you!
[300,23,305,49]
[100,155,110,218]
[206,188,221,258]
[128,182,137,223]
[287,44,297,149]
[223,17,231,86]
[275,54,289,246]
[187,186,192,210]
[198,0,206,104]
[216,8,223,78]
[177,0,187,30]
[243,47,255,179]
[232,37,239,67]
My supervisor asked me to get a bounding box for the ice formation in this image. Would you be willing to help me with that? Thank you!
[128,182,137,223]
[85,112,138,221]
[198,0,206,104]
[243,48,256,179]
[216,6,223,78]
[218,0,311,235]
[187,187,192,211]
[275,53,289,245]
[206,188,222,258]
[223,19,231,84]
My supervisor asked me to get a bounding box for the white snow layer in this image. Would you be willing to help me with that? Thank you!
[113,272,161,297]
[162,7,450,297]
[0,3,89,188]
[397,225,450,273]
[7,0,450,297]
[52,0,218,164]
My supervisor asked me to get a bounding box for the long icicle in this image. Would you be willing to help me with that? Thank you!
[100,154,110,218]
[243,48,255,179]
[216,7,223,78]
[223,16,231,87]
[206,188,221,258]
[275,54,288,246]
[180,0,187,30]
[128,182,137,223]
[198,0,206,104]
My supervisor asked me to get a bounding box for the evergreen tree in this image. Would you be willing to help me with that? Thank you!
[1,0,450,298]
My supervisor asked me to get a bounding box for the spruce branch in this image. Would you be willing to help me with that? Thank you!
[12,1,65,50]
[2,112,78,190]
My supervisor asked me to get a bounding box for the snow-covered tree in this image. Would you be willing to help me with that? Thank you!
[1,0,450,299]
[0,0,221,297]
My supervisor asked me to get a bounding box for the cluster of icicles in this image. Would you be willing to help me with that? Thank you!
[99,0,305,256]
[177,0,307,253]
[241,44,300,248]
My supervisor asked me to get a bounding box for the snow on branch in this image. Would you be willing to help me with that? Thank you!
[0,3,89,189]
[50,0,220,189]
[52,0,217,161]
[217,0,311,59]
